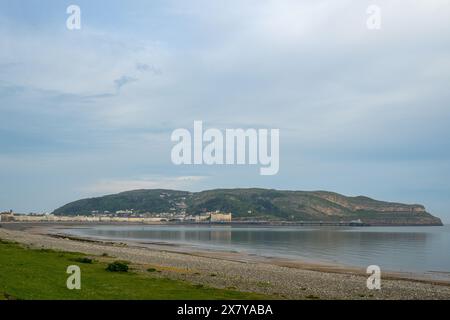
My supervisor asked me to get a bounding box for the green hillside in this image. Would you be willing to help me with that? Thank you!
[52,188,443,226]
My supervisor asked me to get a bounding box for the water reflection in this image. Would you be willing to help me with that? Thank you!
[67,225,450,275]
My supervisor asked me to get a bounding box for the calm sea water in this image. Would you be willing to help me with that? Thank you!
[64,224,450,279]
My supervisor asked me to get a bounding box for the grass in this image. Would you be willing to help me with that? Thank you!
[0,240,268,300]
[257,281,272,288]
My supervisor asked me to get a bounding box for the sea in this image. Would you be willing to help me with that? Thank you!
[62,224,450,281]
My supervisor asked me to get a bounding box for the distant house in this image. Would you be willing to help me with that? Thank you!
[349,219,363,226]
[0,211,15,222]
[209,211,232,222]
[115,209,133,215]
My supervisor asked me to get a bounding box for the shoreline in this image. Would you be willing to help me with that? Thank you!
[1,222,450,299]
[46,222,450,282]
[2,219,444,227]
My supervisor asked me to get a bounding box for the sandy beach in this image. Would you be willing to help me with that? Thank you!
[1,222,449,300]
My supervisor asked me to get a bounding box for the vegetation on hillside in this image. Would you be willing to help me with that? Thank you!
[52,188,442,225]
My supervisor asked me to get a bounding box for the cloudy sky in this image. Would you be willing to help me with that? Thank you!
[1,0,449,222]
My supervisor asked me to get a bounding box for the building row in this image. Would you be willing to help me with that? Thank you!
[0,211,232,223]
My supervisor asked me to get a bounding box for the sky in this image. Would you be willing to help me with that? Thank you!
[0,0,450,222]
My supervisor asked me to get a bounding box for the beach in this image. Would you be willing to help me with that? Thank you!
[1,222,450,300]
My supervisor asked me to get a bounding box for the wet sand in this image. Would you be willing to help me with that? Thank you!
[1,222,450,300]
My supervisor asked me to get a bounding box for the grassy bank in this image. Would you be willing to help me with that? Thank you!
[0,239,267,300]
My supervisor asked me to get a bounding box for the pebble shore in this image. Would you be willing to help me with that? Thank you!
[1,223,449,300]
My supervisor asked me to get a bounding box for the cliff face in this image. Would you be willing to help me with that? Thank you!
[313,192,426,212]
[52,188,443,226]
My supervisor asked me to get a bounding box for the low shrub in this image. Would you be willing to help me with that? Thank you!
[72,257,93,264]
[106,261,129,272]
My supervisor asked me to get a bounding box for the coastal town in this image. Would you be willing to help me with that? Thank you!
[0,210,232,224]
